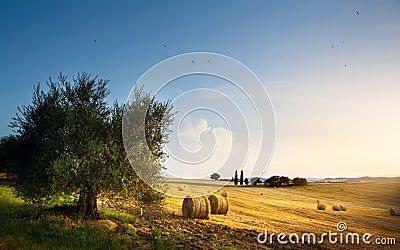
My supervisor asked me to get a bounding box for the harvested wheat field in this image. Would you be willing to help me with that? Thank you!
[165,180,400,249]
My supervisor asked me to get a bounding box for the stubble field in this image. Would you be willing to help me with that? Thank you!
[165,180,400,248]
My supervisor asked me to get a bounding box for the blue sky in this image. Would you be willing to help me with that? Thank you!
[1,0,400,178]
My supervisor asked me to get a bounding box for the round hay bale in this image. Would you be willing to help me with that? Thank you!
[340,205,347,211]
[221,191,227,197]
[182,196,210,219]
[390,208,400,216]
[208,194,229,214]
[332,205,341,211]
[317,202,326,210]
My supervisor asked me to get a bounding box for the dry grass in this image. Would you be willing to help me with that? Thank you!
[165,178,230,198]
[166,180,400,240]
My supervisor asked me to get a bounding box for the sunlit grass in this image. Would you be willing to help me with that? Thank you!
[0,181,128,249]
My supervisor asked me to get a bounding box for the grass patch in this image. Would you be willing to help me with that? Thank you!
[99,206,143,227]
[0,179,190,249]
[0,181,128,249]
[150,228,177,250]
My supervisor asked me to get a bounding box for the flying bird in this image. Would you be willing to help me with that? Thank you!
[357,11,360,15]
[344,64,347,67]
[163,44,167,48]
[332,45,334,48]
[94,39,97,43]
[192,60,195,64]
[40,17,43,20]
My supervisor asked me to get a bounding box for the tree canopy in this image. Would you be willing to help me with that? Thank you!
[210,173,220,181]
[8,73,174,218]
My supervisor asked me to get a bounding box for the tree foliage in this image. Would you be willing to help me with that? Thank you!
[9,73,174,218]
[265,176,293,187]
[0,135,21,175]
[121,86,174,204]
[252,177,262,186]
[266,176,281,187]
[210,173,220,181]
[280,176,290,186]
[10,81,66,203]
[292,177,308,186]
[234,170,238,185]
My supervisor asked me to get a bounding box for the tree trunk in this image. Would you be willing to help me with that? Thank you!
[77,190,99,219]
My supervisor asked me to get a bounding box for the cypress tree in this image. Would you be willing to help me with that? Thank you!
[234,170,238,185]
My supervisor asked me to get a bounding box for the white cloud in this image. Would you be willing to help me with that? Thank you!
[164,118,234,179]
[178,118,209,152]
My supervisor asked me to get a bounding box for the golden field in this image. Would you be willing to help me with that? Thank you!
[165,180,400,245]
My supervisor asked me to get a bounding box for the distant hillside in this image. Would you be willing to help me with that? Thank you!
[315,176,400,183]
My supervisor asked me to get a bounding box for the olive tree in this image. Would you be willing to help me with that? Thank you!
[11,73,174,218]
